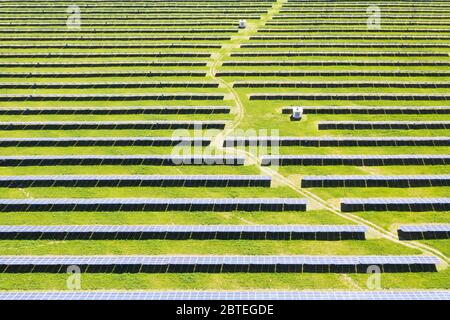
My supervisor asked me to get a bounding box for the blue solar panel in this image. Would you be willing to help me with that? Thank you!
[341,198,450,212]
[399,225,450,232]
[0,290,448,300]
[0,198,308,212]
[261,155,450,166]
[0,175,272,187]
[0,255,439,266]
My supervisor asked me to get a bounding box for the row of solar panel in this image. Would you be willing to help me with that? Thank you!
[341,198,450,212]
[0,225,367,240]
[0,36,232,40]
[241,43,450,48]
[0,175,272,188]
[0,290,448,300]
[0,3,273,7]
[0,71,208,77]
[3,155,450,167]
[0,198,308,212]
[0,155,246,166]
[301,175,450,188]
[1,2,273,6]
[318,121,450,130]
[251,35,450,40]
[223,137,450,147]
[0,10,268,14]
[398,225,450,240]
[0,106,231,115]
[0,82,218,89]
[0,94,225,101]
[218,71,450,77]
[273,14,450,18]
[260,155,450,166]
[250,94,450,101]
[281,107,450,114]
[266,21,450,26]
[1,61,210,67]
[0,16,260,20]
[259,28,450,32]
[0,52,212,58]
[0,137,211,147]
[0,28,238,33]
[0,44,222,48]
[226,61,450,66]
[0,255,439,273]
[234,82,450,88]
[0,121,226,130]
[280,9,450,13]
[231,52,449,57]
[0,22,237,27]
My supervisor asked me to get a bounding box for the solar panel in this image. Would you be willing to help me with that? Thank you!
[0,175,272,188]
[0,155,246,166]
[0,137,211,148]
[218,71,450,77]
[0,198,308,212]
[234,81,450,88]
[318,121,450,130]
[398,224,450,240]
[301,175,450,188]
[260,155,450,166]
[341,198,450,212]
[0,94,225,102]
[282,106,450,115]
[0,290,447,300]
[0,121,226,130]
[0,81,218,88]
[224,137,450,147]
[0,224,366,240]
[250,94,450,101]
[0,255,439,273]
[0,106,231,116]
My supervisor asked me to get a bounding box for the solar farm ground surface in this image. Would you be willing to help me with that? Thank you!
[0,0,448,293]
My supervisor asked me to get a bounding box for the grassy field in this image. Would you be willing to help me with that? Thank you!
[0,0,448,292]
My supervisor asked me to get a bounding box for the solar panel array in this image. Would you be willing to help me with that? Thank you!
[0,290,448,300]
[301,175,450,188]
[260,155,450,166]
[0,198,308,212]
[341,198,450,212]
[0,137,212,147]
[0,155,246,166]
[0,106,232,115]
[224,137,450,147]
[318,121,450,130]
[0,175,272,188]
[0,255,439,273]
[0,225,367,240]
[0,94,225,102]
[0,0,448,298]
[281,106,450,115]
[0,121,226,130]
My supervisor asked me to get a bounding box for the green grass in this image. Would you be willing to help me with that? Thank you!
[0,0,448,292]
[0,210,348,226]
[0,239,417,255]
